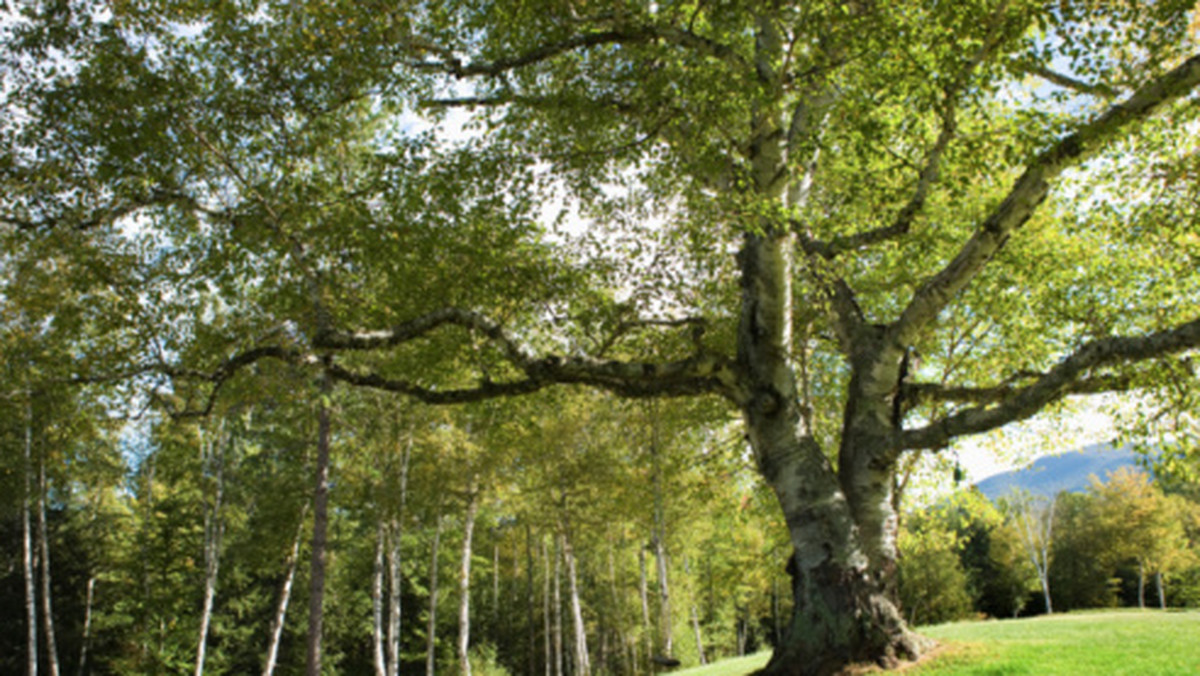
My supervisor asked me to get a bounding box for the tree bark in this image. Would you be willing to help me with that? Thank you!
[649,404,674,659]
[23,389,37,676]
[263,505,306,676]
[195,422,227,676]
[563,532,590,676]
[426,508,445,676]
[38,424,62,676]
[526,526,537,676]
[739,225,925,674]
[637,547,650,664]
[306,377,333,676]
[553,536,563,676]
[684,554,706,666]
[492,542,500,625]
[1014,494,1055,615]
[457,489,480,676]
[373,519,388,676]
[387,431,411,676]
[1157,571,1166,610]
[77,574,96,676]
[1137,560,1146,609]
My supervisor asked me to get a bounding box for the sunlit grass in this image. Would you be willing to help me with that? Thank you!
[675,610,1200,675]
[673,651,771,676]
[912,609,1200,675]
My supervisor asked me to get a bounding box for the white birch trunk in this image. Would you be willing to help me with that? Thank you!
[563,533,590,676]
[23,390,37,676]
[653,535,671,657]
[37,421,61,676]
[1137,559,1146,609]
[77,575,96,676]
[426,508,445,676]
[195,423,226,676]
[542,537,551,676]
[637,547,650,663]
[457,490,480,676]
[553,537,563,676]
[263,505,306,676]
[649,409,673,658]
[373,519,388,676]
[387,430,410,676]
[386,522,403,676]
[306,379,333,676]
[684,555,706,666]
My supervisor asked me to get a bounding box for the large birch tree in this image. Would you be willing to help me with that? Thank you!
[4,1,1200,673]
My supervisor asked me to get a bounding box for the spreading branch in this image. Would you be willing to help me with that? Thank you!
[408,23,741,78]
[904,372,1133,407]
[890,52,1200,348]
[318,308,739,401]
[901,316,1200,449]
[1022,63,1119,98]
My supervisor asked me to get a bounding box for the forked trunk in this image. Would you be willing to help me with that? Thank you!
[749,420,924,676]
[738,234,925,674]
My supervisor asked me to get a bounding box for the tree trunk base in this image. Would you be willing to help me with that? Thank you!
[755,562,932,676]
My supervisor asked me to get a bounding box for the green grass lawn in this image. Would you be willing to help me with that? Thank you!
[677,610,1200,675]
[914,609,1200,675]
[673,651,771,676]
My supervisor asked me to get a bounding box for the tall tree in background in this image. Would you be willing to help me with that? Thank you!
[4,2,1200,673]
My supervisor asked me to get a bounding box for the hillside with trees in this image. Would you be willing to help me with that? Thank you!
[2,1,1200,675]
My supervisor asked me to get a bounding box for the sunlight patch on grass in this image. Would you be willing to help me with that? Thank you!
[912,609,1200,675]
[672,651,771,676]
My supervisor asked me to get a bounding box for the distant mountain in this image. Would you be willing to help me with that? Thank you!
[975,442,1142,501]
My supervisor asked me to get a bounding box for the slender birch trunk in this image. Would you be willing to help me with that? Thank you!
[542,537,552,676]
[77,575,96,676]
[492,542,500,625]
[457,489,480,676]
[263,505,307,676]
[426,507,445,676]
[373,519,388,676]
[306,377,333,676]
[683,555,706,666]
[563,532,590,676]
[23,389,37,676]
[649,407,673,658]
[606,540,626,675]
[637,547,650,664]
[38,441,62,676]
[553,537,563,676]
[526,526,537,676]
[653,536,672,657]
[195,423,227,676]
[387,429,411,676]
[689,605,707,666]
[1138,559,1146,609]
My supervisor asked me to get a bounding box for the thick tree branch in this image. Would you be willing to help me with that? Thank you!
[890,52,1200,348]
[1022,63,1118,98]
[901,317,1200,449]
[316,308,740,402]
[904,372,1132,407]
[326,350,733,404]
[0,187,203,232]
[408,24,741,78]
